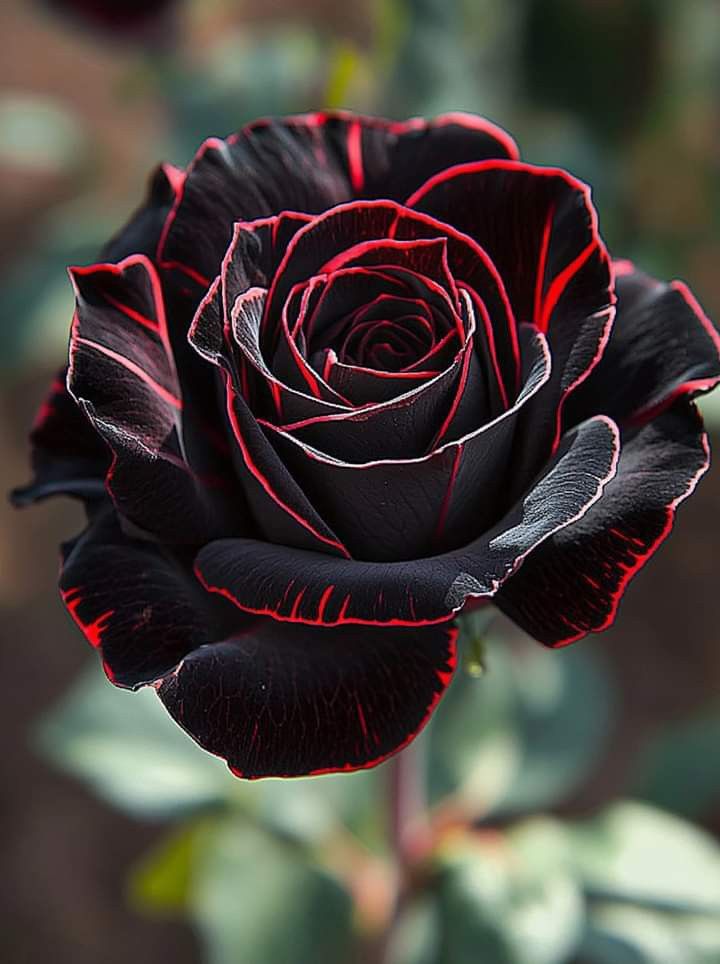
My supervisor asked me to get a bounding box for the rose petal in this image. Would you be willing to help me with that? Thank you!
[496,400,709,646]
[158,111,518,283]
[11,368,109,507]
[264,200,519,406]
[195,407,619,631]
[69,255,242,542]
[566,263,720,426]
[157,619,457,778]
[264,292,479,463]
[258,325,548,559]
[60,511,211,688]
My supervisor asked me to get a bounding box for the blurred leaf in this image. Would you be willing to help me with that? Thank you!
[428,628,613,815]
[37,662,235,819]
[0,93,86,173]
[435,817,584,964]
[497,638,613,815]
[190,819,354,964]
[382,0,519,119]
[37,660,384,848]
[630,705,720,819]
[580,902,720,964]
[570,801,720,914]
[129,818,216,915]
[250,766,382,850]
[427,630,518,810]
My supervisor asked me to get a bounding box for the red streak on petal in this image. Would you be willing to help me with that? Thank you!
[290,588,306,620]
[539,239,598,332]
[347,120,364,193]
[554,430,711,649]
[534,208,553,326]
[356,700,369,741]
[74,336,183,410]
[433,444,463,544]
[159,260,211,288]
[103,291,160,335]
[316,585,335,622]
[270,379,283,419]
[62,588,114,650]
[223,375,350,558]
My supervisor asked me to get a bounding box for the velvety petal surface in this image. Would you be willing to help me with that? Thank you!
[194,413,619,625]
[11,369,109,507]
[157,112,518,284]
[407,160,612,334]
[495,400,710,646]
[566,262,720,427]
[61,511,458,778]
[157,620,457,778]
[60,512,209,688]
[69,255,240,542]
[261,325,550,560]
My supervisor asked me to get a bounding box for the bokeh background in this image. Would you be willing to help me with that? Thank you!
[2,1,720,962]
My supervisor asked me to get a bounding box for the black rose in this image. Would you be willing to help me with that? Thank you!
[13,112,720,777]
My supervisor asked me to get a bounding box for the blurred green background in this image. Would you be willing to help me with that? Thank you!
[2,1,720,962]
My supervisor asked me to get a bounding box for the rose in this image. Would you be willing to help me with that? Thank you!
[13,112,720,778]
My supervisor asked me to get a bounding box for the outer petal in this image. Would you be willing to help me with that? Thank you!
[102,162,185,262]
[61,514,457,779]
[60,512,210,688]
[157,620,457,779]
[302,110,519,199]
[495,400,710,646]
[566,263,720,427]
[11,368,109,507]
[407,159,612,334]
[158,112,518,282]
[194,413,619,625]
[69,255,241,543]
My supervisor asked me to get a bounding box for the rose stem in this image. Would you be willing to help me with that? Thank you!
[376,739,429,962]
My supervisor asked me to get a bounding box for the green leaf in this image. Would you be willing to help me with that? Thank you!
[249,767,382,849]
[190,819,354,964]
[580,902,720,964]
[427,628,613,815]
[631,705,720,819]
[434,817,584,964]
[129,819,217,915]
[497,638,614,815]
[37,662,235,819]
[570,801,720,914]
[427,632,518,810]
[37,662,383,844]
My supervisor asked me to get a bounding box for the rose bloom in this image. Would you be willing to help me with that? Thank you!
[13,112,720,778]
